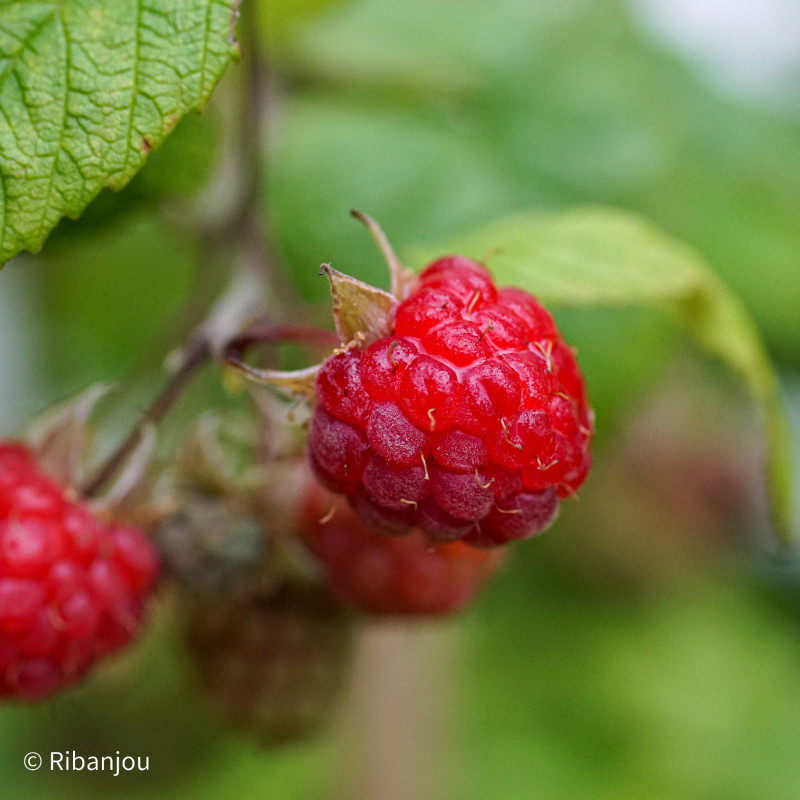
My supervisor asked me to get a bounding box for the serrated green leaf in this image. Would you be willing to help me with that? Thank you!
[411,207,796,545]
[0,0,240,265]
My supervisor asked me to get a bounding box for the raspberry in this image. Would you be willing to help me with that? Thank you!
[307,257,593,545]
[301,490,504,616]
[0,442,159,702]
[186,583,351,744]
[154,491,266,595]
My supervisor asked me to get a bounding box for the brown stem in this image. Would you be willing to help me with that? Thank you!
[340,622,461,800]
[223,322,337,396]
[231,2,300,315]
[225,321,339,364]
[81,337,211,498]
[163,2,299,314]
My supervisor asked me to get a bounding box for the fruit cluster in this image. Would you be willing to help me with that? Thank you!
[308,256,593,547]
[0,240,593,744]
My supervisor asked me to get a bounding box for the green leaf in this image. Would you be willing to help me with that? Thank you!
[411,207,796,545]
[0,0,240,265]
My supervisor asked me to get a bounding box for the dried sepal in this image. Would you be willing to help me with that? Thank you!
[320,263,397,346]
[224,360,321,401]
[27,382,114,489]
[350,209,417,300]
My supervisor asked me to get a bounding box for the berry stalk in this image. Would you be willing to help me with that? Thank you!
[81,335,211,499]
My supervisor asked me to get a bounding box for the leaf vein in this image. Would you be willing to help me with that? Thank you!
[34,5,68,246]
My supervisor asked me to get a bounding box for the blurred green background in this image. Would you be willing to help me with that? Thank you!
[1,0,800,797]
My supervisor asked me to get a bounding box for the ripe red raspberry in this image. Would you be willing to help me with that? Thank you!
[300,490,504,616]
[308,257,593,546]
[0,442,159,702]
[186,583,351,744]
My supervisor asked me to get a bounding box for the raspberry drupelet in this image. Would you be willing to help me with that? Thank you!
[308,256,593,547]
[300,486,504,616]
[0,442,159,701]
